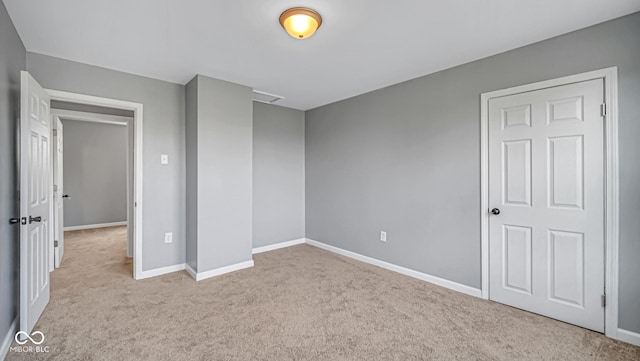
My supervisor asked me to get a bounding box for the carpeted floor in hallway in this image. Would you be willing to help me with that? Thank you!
[6,226,640,360]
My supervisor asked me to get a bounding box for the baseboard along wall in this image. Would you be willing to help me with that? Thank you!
[137,263,186,280]
[0,317,17,361]
[303,238,482,298]
[249,237,482,298]
[186,261,254,281]
[252,238,306,254]
[616,328,640,347]
[64,221,127,231]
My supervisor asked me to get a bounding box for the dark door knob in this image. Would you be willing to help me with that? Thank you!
[62,194,70,199]
[29,216,42,224]
[9,218,20,225]
[491,208,501,215]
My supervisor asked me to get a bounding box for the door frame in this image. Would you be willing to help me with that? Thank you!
[51,116,63,270]
[46,89,145,280]
[479,67,619,338]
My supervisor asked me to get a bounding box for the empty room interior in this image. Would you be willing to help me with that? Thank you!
[0,1,639,360]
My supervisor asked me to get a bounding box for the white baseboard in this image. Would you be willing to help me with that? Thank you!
[64,221,127,231]
[252,238,306,254]
[305,238,482,298]
[187,260,254,282]
[185,264,197,279]
[137,263,185,280]
[1,317,17,361]
[616,328,640,347]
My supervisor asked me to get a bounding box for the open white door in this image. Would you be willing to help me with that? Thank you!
[20,71,51,335]
[53,117,64,268]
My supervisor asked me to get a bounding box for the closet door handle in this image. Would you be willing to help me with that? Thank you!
[29,216,42,224]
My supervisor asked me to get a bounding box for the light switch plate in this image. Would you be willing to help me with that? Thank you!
[161,154,169,165]
[164,232,173,243]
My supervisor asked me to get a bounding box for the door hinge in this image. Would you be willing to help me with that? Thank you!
[54,240,59,247]
[53,129,57,136]
[601,294,606,307]
[600,103,607,117]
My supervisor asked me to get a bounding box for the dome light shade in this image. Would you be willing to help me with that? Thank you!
[279,7,322,39]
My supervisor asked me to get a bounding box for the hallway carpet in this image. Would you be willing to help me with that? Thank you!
[6,226,640,360]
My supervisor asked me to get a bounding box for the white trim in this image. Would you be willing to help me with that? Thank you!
[186,260,255,282]
[479,67,619,337]
[616,329,640,347]
[602,68,619,341]
[46,89,144,281]
[252,238,306,254]
[49,117,60,273]
[305,239,482,298]
[0,318,17,361]
[137,263,186,280]
[185,264,197,279]
[50,108,131,126]
[63,221,127,231]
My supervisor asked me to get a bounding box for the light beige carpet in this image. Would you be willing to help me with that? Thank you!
[6,226,639,360]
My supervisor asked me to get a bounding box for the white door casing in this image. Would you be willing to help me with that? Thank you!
[487,78,605,332]
[20,71,51,334]
[46,89,144,280]
[53,117,64,268]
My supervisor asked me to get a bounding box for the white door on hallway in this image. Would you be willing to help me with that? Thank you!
[488,79,605,332]
[53,117,65,268]
[20,71,51,335]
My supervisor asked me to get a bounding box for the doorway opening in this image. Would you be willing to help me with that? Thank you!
[47,89,144,280]
[51,102,134,275]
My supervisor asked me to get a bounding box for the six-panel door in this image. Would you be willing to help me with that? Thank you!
[20,71,51,335]
[488,79,605,332]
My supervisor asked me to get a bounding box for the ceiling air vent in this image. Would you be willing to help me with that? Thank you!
[253,90,284,104]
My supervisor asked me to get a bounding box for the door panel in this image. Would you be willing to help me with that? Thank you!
[548,136,583,209]
[488,78,604,332]
[548,230,584,307]
[502,140,532,206]
[503,225,532,294]
[20,71,51,335]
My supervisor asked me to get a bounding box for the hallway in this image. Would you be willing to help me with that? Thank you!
[54,227,132,290]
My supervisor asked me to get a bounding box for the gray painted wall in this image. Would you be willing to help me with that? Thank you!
[305,12,640,333]
[185,77,198,271]
[253,102,305,248]
[186,75,253,272]
[0,0,25,350]
[61,119,128,227]
[26,52,186,271]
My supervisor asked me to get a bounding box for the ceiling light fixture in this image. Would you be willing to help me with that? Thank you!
[279,7,322,39]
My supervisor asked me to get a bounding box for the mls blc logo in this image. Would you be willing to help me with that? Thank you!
[15,330,45,345]
[10,331,50,353]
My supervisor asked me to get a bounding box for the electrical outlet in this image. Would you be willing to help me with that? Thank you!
[380,231,387,242]
[164,232,173,244]
[161,154,169,165]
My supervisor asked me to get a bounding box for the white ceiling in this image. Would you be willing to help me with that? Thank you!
[4,0,640,110]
